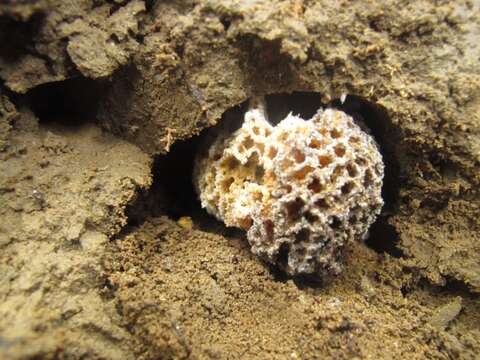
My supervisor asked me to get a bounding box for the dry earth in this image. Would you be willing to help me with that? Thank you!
[0,0,479,359]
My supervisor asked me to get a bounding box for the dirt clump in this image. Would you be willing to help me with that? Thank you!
[0,94,151,359]
[0,0,145,93]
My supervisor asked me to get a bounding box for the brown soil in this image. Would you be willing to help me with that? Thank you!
[1,0,479,359]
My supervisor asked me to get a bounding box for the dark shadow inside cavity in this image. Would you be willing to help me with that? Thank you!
[0,13,45,62]
[436,277,477,298]
[413,277,477,300]
[265,92,323,125]
[219,16,232,31]
[331,94,403,258]
[125,100,249,238]
[293,274,325,289]
[366,222,402,257]
[26,77,104,127]
[124,133,202,227]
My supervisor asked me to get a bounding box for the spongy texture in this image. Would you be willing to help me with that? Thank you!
[194,107,384,276]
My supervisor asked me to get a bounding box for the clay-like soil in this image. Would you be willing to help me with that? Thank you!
[1,0,479,359]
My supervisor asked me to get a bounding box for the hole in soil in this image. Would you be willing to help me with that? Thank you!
[125,101,249,234]
[0,13,44,61]
[293,274,324,289]
[265,92,323,125]
[219,16,231,31]
[125,130,202,227]
[331,94,403,258]
[27,77,104,126]
[366,222,402,258]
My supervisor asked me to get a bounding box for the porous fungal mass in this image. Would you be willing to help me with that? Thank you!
[194,103,384,276]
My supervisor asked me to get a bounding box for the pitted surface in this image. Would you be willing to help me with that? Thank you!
[194,107,384,275]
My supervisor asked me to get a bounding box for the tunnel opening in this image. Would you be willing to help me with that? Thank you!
[264,92,323,124]
[0,13,45,62]
[26,77,105,127]
[125,100,250,238]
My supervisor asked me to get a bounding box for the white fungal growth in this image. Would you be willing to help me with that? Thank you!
[193,103,384,276]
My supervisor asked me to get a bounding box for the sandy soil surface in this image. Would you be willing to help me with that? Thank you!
[0,0,479,359]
